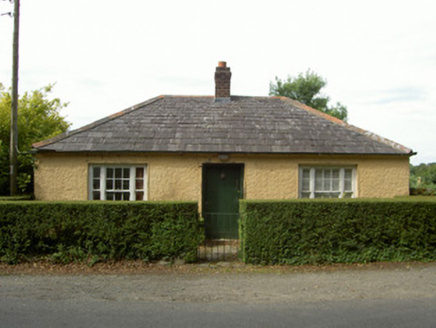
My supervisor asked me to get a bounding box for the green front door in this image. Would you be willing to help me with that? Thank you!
[202,164,244,239]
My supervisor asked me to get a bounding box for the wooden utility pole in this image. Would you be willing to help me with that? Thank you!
[10,0,20,195]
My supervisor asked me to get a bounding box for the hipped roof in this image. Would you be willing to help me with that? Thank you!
[33,95,414,156]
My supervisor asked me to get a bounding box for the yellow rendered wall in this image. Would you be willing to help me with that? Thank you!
[34,153,410,201]
[34,154,89,201]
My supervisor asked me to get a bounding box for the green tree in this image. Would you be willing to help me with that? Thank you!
[269,69,348,121]
[410,163,436,195]
[0,83,71,195]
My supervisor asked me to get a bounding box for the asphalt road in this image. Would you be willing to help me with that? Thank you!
[1,263,436,327]
[1,296,436,328]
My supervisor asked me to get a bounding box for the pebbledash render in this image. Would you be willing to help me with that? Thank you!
[33,62,414,204]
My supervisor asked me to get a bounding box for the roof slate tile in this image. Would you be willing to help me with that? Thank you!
[33,96,413,156]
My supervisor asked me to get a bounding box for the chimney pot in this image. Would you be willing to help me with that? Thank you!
[215,61,231,102]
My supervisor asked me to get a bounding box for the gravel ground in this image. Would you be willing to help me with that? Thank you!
[1,261,436,304]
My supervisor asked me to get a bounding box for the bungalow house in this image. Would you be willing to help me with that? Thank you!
[33,62,414,238]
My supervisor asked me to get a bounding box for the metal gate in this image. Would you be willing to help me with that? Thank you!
[197,238,240,261]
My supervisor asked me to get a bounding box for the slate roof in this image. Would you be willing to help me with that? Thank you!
[33,95,413,156]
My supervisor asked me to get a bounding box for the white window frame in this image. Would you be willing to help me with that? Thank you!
[89,164,147,201]
[299,166,356,199]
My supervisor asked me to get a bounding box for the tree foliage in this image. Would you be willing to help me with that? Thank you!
[269,69,348,121]
[410,163,436,196]
[0,83,71,195]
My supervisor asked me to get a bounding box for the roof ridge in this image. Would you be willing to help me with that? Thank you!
[160,95,214,98]
[32,96,163,149]
[275,96,414,155]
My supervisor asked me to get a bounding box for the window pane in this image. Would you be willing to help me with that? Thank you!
[302,169,310,191]
[136,192,144,200]
[123,168,130,178]
[107,179,113,190]
[93,179,100,190]
[136,179,144,189]
[344,169,352,191]
[115,180,122,190]
[93,167,100,177]
[106,192,115,201]
[315,169,323,190]
[344,179,352,191]
[115,168,122,179]
[92,191,100,200]
[326,170,332,191]
[332,169,339,190]
[107,168,113,178]
[123,180,130,190]
[136,167,144,178]
[123,192,130,200]
[326,173,332,190]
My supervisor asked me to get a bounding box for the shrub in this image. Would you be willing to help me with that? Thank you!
[0,201,202,264]
[240,199,436,265]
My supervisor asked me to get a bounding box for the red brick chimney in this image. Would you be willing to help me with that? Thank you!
[214,61,231,102]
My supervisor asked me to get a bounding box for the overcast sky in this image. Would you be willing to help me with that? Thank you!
[1,0,435,164]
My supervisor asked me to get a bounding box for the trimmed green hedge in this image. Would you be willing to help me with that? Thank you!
[0,201,202,264]
[240,199,436,265]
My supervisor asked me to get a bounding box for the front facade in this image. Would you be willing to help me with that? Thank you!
[34,152,410,202]
[33,62,414,238]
